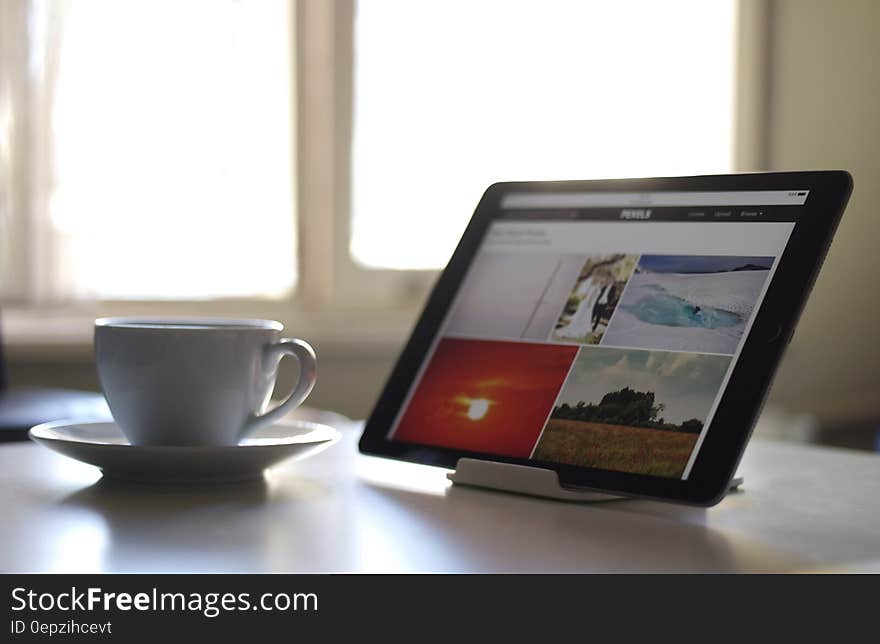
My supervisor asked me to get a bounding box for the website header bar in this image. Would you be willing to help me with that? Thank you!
[501,190,809,209]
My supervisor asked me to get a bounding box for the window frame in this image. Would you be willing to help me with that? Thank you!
[317,0,439,310]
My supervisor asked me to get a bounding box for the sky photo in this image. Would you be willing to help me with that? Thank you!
[393,339,577,457]
[555,347,731,425]
[637,255,773,273]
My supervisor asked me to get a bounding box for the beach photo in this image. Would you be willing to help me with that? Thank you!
[392,339,577,458]
[601,255,774,354]
[550,254,639,345]
[532,347,731,478]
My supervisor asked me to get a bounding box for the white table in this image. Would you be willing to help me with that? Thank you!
[2,417,878,573]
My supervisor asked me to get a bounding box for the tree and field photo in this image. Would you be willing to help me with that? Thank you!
[532,347,730,478]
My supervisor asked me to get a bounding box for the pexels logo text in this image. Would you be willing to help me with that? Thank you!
[620,209,652,220]
[10,587,318,619]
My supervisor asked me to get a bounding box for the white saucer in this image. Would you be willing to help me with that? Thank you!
[29,419,339,483]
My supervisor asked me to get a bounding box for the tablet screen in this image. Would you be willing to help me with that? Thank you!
[386,189,807,479]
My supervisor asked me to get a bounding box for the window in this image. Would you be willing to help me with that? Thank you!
[351,0,736,270]
[2,0,742,319]
[2,0,295,302]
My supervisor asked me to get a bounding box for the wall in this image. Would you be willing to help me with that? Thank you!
[761,0,880,422]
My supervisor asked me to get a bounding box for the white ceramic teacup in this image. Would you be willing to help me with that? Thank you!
[94,318,317,446]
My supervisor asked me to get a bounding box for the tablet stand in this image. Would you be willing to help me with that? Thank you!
[448,457,743,502]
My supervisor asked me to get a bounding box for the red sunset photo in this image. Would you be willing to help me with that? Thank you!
[392,339,578,457]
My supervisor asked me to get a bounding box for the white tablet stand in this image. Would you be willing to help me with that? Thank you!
[448,457,744,502]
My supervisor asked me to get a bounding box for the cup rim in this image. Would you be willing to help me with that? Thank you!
[95,317,283,331]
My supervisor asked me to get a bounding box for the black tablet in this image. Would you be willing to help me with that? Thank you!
[359,171,852,505]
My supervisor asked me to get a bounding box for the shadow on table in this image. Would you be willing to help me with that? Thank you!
[59,467,335,515]
[358,477,806,573]
[53,472,333,571]
[61,476,273,511]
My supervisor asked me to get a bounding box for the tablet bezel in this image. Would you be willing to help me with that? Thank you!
[358,171,852,505]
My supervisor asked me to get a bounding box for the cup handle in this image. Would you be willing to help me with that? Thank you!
[242,337,317,437]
